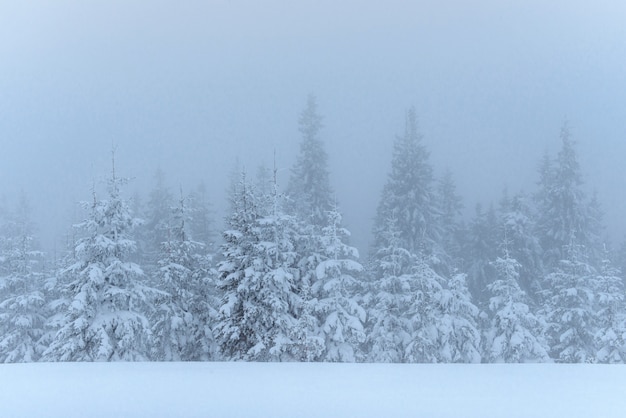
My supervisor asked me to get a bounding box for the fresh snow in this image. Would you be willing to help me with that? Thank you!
[1,362,625,417]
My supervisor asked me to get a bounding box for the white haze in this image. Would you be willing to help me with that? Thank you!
[1,0,626,254]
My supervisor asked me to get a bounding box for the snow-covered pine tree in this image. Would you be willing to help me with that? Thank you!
[216,171,300,361]
[140,168,174,276]
[436,273,482,363]
[593,250,626,363]
[286,94,333,228]
[312,208,366,362]
[151,188,217,361]
[498,191,544,301]
[0,196,47,362]
[367,216,415,363]
[187,181,216,252]
[43,158,156,361]
[485,246,549,363]
[436,169,464,269]
[536,123,594,268]
[463,203,499,305]
[541,241,597,363]
[373,107,440,259]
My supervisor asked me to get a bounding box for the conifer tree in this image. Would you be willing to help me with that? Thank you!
[312,209,366,362]
[216,172,300,361]
[43,157,156,361]
[594,251,626,363]
[286,94,333,228]
[485,246,549,363]
[436,273,482,363]
[0,197,47,362]
[367,216,415,362]
[541,241,597,363]
[151,189,217,361]
[373,107,439,258]
[536,123,594,268]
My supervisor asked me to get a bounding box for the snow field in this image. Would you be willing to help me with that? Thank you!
[1,362,625,418]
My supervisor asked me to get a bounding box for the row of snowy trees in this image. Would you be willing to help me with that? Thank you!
[1,96,626,363]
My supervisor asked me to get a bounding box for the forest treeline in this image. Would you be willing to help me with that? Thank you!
[1,95,625,363]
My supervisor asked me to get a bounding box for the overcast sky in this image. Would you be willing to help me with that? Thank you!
[1,0,626,254]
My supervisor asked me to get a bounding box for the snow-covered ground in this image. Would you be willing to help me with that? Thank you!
[1,362,625,417]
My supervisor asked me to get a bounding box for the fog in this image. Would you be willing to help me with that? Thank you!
[1,0,626,254]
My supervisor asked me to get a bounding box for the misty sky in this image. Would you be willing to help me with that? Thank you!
[1,0,626,254]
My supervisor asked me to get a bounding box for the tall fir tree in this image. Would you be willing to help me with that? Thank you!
[373,107,440,260]
[43,157,156,361]
[286,94,333,228]
[536,123,595,268]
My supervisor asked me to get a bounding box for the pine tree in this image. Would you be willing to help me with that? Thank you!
[594,251,626,363]
[463,203,499,304]
[541,241,597,363]
[0,197,47,362]
[216,172,300,361]
[286,94,333,228]
[141,168,174,275]
[373,107,439,258]
[436,273,482,363]
[43,159,156,361]
[436,169,464,268]
[312,208,366,362]
[367,216,414,362]
[485,248,549,363]
[151,189,217,361]
[499,191,544,300]
[536,123,594,268]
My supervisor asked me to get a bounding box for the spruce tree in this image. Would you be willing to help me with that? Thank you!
[367,216,415,362]
[216,172,299,361]
[594,251,626,363]
[312,208,366,362]
[541,241,597,362]
[373,107,439,258]
[151,189,217,361]
[43,159,155,361]
[485,247,549,363]
[286,94,333,228]
[536,123,594,268]
[0,197,47,362]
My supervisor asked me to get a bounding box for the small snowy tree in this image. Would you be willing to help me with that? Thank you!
[0,197,47,362]
[541,241,597,363]
[313,209,366,362]
[367,216,414,363]
[151,189,217,361]
[436,273,482,363]
[43,160,156,361]
[485,249,549,363]
[594,252,626,363]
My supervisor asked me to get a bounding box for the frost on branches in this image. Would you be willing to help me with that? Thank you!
[542,242,597,363]
[151,191,217,361]
[312,209,366,362]
[485,252,549,363]
[0,200,46,363]
[43,167,156,361]
[216,173,300,361]
[594,253,626,363]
